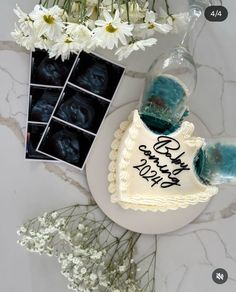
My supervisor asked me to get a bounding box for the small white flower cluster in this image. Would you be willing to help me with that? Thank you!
[17,207,141,291]
[17,211,65,256]
[11,2,189,61]
[58,246,140,291]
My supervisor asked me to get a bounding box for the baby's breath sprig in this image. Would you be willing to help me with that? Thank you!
[135,236,158,291]
[17,204,154,291]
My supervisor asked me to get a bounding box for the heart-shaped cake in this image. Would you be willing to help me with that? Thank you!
[108,110,218,212]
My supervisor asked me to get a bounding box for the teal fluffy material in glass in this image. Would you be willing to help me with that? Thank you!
[140,75,187,133]
[195,143,236,185]
[141,109,189,135]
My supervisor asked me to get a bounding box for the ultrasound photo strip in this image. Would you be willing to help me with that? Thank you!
[25,50,79,161]
[37,52,125,170]
[69,51,125,101]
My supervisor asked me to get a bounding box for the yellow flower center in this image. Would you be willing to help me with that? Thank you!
[148,22,155,29]
[65,38,72,44]
[105,23,118,33]
[43,15,55,25]
[41,35,48,40]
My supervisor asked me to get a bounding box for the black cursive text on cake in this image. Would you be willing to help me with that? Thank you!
[133,136,190,188]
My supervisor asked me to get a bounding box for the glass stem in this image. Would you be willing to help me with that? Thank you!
[188,0,222,8]
[180,5,203,53]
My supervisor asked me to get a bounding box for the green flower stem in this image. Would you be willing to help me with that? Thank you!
[83,0,87,23]
[101,231,130,253]
[106,235,138,286]
[80,0,83,23]
[152,0,156,12]
[105,232,132,263]
[64,205,77,226]
[116,234,141,278]
[136,250,156,266]
[62,0,70,12]
[135,237,158,291]
[152,235,158,289]
[125,0,130,24]
[68,0,73,15]
[164,0,171,15]
[117,0,121,13]
[86,221,114,246]
[43,0,50,7]
[97,0,101,17]
[130,233,141,250]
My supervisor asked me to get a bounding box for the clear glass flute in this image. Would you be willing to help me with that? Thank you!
[139,4,203,133]
[189,0,236,186]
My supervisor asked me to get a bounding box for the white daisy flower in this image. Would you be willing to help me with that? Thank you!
[11,24,36,51]
[49,34,81,61]
[85,18,96,30]
[85,0,99,18]
[139,11,172,36]
[93,9,133,50]
[66,23,91,39]
[171,12,189,33]
[115,38,157,60]
[66,23,93,49]
[30,5,64,40]
[159,8,189,33]
[14,4,34,34]
[35,34,54,51]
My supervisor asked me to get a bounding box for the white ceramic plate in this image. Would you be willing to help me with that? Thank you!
[86,102,211,234]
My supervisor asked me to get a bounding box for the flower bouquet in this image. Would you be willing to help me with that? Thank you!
[12,0,189,60]
[17,204,158,291]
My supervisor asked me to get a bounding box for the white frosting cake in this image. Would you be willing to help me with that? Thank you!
[108,110,218,212]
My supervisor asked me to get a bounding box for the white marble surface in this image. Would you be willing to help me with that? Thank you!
[0,0,236,291]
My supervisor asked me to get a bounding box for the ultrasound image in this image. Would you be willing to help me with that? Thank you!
[36,57,70,86]
[69,52,124,100]
[38,119,94,168]
[76,62,109,96]
[57,93,95,129]
[30,88,61,122]
[48,129,80,164]
[31,50,76,86]
[55,87,109,133]
[26,124,54,160]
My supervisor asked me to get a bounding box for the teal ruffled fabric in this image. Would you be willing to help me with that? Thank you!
[140,75,187,134]
[195,143,236,185]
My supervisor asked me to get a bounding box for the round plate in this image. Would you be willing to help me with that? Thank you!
[86,102,211,234]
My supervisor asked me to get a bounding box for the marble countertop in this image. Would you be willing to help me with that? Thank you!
[1,0,236,291]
